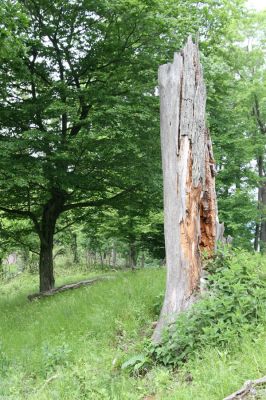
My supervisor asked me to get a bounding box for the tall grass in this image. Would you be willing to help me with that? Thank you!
[0,268,164,399]
[0,253,265,399]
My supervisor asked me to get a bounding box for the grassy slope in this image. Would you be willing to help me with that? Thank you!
[0,266,265,400]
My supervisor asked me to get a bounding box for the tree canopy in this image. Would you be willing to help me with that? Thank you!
[0,0,265,292]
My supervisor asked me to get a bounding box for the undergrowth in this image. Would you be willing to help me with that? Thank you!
[0,250,265,399]
[149,248,266,368]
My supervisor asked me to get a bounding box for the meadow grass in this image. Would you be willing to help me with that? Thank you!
[0,263,265,399]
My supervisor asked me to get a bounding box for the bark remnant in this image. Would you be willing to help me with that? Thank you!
[152,37,221,343]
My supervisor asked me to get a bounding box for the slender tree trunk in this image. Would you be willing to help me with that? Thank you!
[254,222,260,251]
[260,185,266,251]
[253,97,266,252]
[21,249,30,272]
[72,232,79,264]
[125,254,130,268]
[99,251,104,268]
[111,243,117,267]
[258,156,266,251]
[129,242,137,270]
[256,159,266,252]
[152,37,221,343]
[0,258,3,280]
[141,252,145,268]
[108,252,112,267]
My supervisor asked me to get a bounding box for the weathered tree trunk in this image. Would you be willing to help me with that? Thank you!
[152,37,220,343]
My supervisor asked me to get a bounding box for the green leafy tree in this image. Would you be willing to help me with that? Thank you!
[204,9,266,250]
[0,0,171,291]
[0,0,246,291]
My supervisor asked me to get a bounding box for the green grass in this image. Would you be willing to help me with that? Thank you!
[0,264,265,399]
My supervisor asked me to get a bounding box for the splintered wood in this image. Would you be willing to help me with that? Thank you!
[153,37,220,343]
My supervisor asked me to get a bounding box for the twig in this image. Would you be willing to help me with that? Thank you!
[28,275,112,301]
[36,374,59,393]
[223,376,266,400]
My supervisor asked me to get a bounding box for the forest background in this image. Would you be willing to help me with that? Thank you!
[0,1,265,399]
[0,0,265,284]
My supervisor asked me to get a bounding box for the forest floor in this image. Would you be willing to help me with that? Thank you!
[0,266,265,399]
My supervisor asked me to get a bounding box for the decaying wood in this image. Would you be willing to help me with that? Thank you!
[223,376,266,400]
[28,275,111,301]
[37,374,59,394]
[152,37,222,343]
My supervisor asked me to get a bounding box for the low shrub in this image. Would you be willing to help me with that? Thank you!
[42,343,73,375]
[149,248,266,368]
[0,342,10,377]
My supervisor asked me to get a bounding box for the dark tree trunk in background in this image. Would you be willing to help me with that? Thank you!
[99,251,104,268]
[141,252,145,268]
[260,185,266,251]
[253,97,266,252]
[153,37,221,343]
[129,242,137,270]
[72,232,79,264]
[0,258,3,280]
[39,190,66,292]
[254,222,260,251]
[111,244,117,267]
[21,249,30,272]
[258,157,266,251]
[255,155,266,253]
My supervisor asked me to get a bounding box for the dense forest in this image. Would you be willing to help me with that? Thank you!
[0,0,265,399]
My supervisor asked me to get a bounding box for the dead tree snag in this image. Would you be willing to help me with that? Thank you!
[152,37,221,343]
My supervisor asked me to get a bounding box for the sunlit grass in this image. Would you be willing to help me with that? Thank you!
[0,263,265,399]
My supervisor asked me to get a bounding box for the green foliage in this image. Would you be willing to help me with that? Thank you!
[150,249,266,368]
[0,0,251,288]
[151,292,165,317]
[0,267,165,398]
[121,353,151,376]
[204,9,266,249]
[0,342,10,377]
[42,343,73,376]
